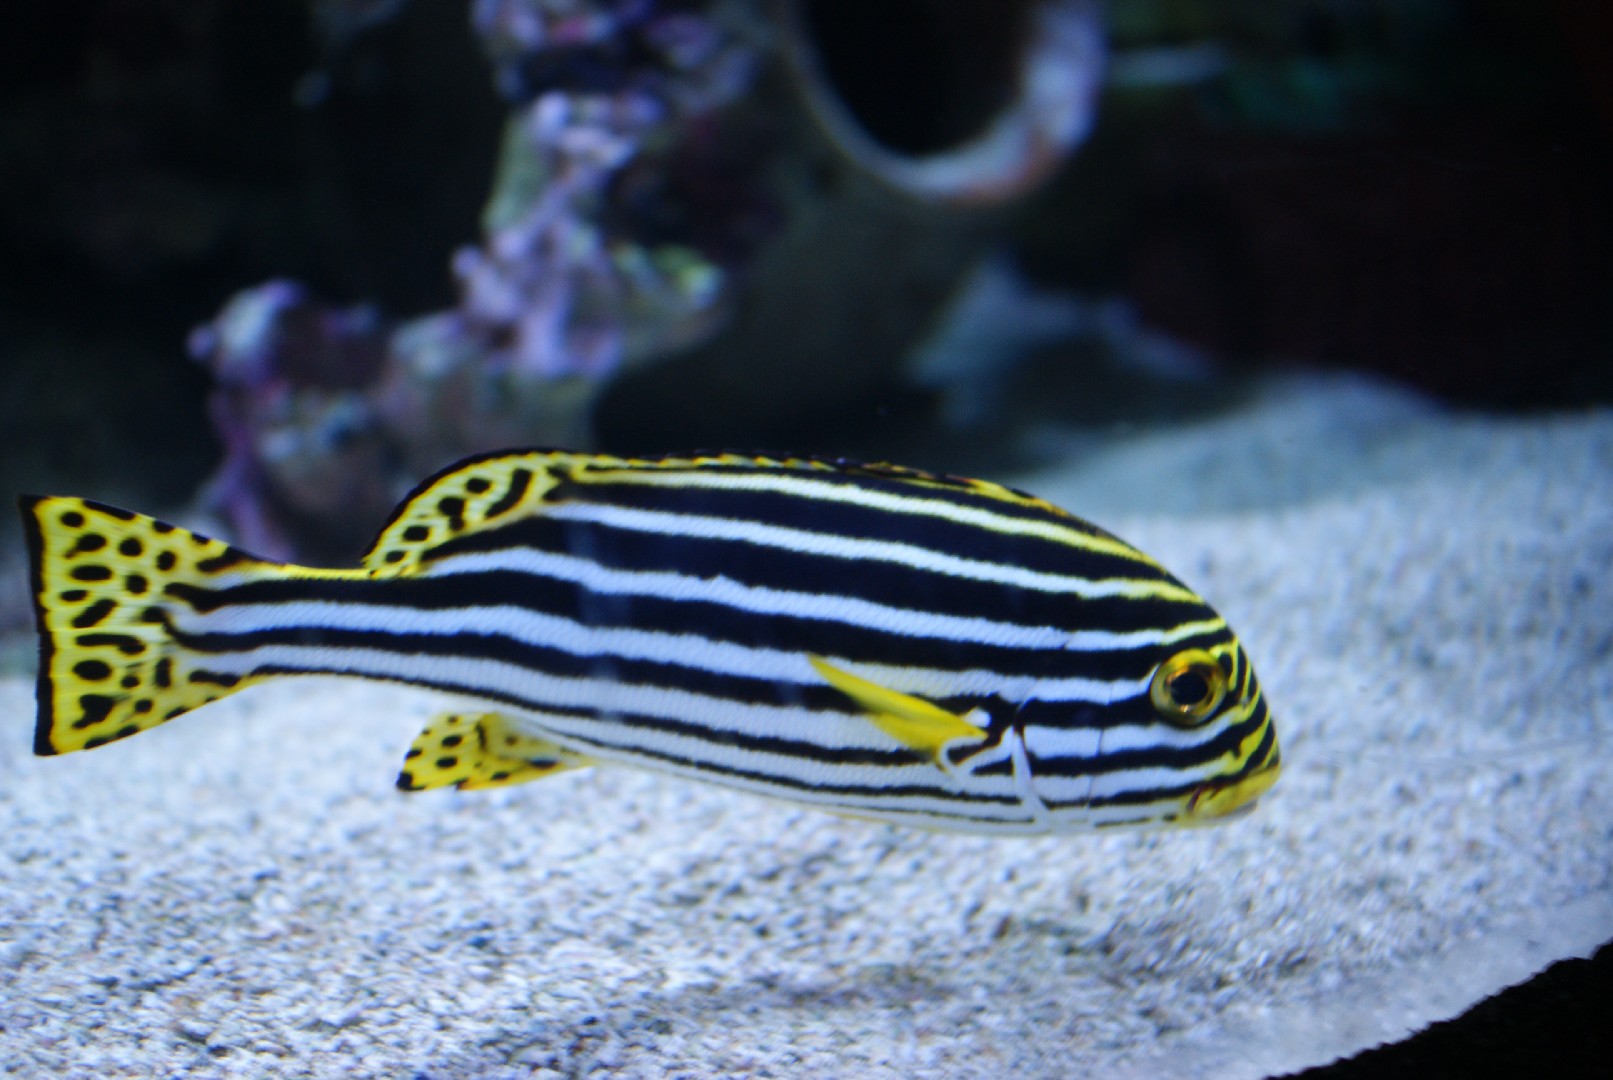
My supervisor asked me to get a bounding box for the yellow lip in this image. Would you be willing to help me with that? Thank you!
[1185,758,1282,822]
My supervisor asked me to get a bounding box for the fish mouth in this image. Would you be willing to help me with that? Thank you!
[1184,758,1282,822]
[1210,798,1261,821]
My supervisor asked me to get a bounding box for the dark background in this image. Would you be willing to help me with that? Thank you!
[1,0,1609,513]
[0,2,1610,1075]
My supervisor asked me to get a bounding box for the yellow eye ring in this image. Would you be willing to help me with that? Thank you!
[1149,649,1229,727]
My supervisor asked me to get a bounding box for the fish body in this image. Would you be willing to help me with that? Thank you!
[20,450,1279,835]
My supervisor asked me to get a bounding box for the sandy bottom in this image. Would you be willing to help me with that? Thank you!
[1,373,1609,1079]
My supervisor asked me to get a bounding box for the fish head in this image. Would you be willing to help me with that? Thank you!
[1141,637,1280,826]
[1047,632,1279,829]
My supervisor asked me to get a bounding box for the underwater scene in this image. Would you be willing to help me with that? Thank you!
[1,2,1610,1077]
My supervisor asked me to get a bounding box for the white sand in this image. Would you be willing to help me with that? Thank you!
[1,373,1609,1079]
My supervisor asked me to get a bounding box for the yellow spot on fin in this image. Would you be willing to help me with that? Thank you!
[18,495,304,756]
[807,656,988,765]
[396,712,594,792]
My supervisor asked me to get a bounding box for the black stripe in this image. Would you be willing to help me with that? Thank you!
[246,662,1021,809]
[1087,778,1201,809]
[1092,815,1168,829]
[1014,696,1157,737]
[559,727,1023,809]
[172,573,1107,681]
[541,704,922,769]
[172,621,847,711]
[1033,706,1269,778]
[164,581,223,612]
[553,476,1153,580]
[177,565,1211,687]
[1043,704,1275,810]
[172,621,1010,751]
[1071,712,1276,815]
[576,458,1115,537]
[1236,703,1278,775]
[423,515,1212,640]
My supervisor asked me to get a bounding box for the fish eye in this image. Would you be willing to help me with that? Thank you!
[1149,649,1228,727]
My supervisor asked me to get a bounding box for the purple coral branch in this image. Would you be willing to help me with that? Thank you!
[191,0,759,557]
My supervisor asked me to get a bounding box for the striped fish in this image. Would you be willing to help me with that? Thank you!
[19,450,1279,834]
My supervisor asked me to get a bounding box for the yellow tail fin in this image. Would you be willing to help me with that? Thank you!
[20,495,278,755]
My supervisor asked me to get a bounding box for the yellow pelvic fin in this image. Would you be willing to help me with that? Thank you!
[396,712,595,792]
[807,656,988,765]
[18,495,313,756]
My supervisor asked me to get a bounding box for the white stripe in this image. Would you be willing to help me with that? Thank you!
[545,501,1193,601]
[1099,719,1233,754]
[1086,763,1210,801]
[1025,727,1097,808]
[1030,673,1148,705]
[423,547,1076,650]
[194,598,1157,706]
[1036,761,1209,804]
[594,467,1153,562]
[1024,724,1102,763]
[1028,775,1100,804]
[194,601,1005,694]
[205,641,1038,822]
[1065,618,1227,650]
[529,711,1024,809]
[197,640,907,754]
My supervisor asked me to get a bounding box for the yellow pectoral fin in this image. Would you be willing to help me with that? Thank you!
[808,656,988,765]
[396,712,594,792]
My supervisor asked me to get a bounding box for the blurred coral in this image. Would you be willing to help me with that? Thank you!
[184,0,1123,561]
[189,281,394,559]
[192,0,765,562]
[459,0,756,378]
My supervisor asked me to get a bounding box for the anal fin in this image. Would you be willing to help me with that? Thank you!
[807,656,989,768]
[397,712,594,792]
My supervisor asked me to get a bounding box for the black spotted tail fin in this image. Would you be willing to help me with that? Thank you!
[19,495,281,755]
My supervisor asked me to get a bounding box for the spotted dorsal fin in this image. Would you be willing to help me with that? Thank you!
[362,451,586,575]
[363,447,1108,577]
